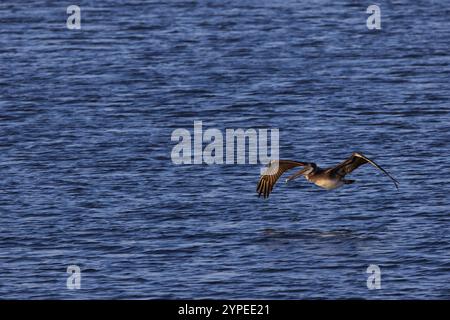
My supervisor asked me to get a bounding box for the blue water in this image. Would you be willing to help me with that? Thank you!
[1,0,449,299]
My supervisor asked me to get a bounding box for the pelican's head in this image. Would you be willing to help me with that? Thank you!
[299,163,317,177]
[284,162,318,184]
[307,162,318,173]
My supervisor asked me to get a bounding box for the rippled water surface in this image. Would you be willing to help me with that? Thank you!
[1,1,449,299]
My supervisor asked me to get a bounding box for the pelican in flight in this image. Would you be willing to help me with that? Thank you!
[257,152,399,198]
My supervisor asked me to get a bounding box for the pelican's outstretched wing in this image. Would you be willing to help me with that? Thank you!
[328,152,399,189]
[257,160,307,198]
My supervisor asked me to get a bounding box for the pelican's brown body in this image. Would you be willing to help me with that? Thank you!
[305,169,346,190]
[257,152,399,198]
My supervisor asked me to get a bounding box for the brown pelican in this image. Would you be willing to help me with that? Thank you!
[257,152,399,198]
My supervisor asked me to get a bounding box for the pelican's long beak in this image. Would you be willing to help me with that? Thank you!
[285,167,309,183]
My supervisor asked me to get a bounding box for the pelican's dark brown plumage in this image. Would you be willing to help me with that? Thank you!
[257,152,399,199]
